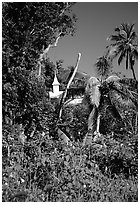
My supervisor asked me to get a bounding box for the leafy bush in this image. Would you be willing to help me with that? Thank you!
[60,103,89,141]
[90,133,138,178]
[2,125,138,202]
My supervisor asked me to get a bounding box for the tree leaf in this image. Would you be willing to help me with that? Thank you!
[85,77,101,107]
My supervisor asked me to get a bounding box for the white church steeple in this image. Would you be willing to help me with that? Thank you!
[49,70,63,98]
[52,71,60,93]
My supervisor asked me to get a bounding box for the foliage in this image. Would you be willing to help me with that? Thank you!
[94,55,112,80]
[2,125,138,202]
[2,2,77,133]
[60,103,89,141]
[2,66,55,138]
[3,2,77,70]
[107,23,138,79]
[84,74,137,137]
[84,51,138,139]
[2,4,138,202]
[98,77,138,135]
[90,133,138,179]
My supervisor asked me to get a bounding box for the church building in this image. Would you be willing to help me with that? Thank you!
[49,72,63,98]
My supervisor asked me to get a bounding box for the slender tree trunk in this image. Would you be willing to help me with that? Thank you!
[135,113,138,134]
[83,105,98,146]
[57,53,81,121]
[131,63,136,80]
[126,50,129,70]
[55,53,81,144]
[83,131,93,146]
[87,105,98,132]
[129,56,136,80]
[96,114,101,133]
[9,110,13,125]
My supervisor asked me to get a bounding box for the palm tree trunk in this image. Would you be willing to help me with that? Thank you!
[83,105,98,146]
[96,114,101,133]
[129,55,136,80]
[131,63,136,80]
[88,105,98,132]
[134,113,138,134]
[83,131,93,146]
[126,50,129,70]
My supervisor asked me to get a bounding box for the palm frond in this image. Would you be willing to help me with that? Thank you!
[130,47,138,60]
[110,82,137,110]
[118,50,126,65]
[109,44,126,64]
[114,27,121,32]
[128,23,135,37]
[121,23,129,35]
[95,56,112,78]
[106,75,120,83]
[85,77,101,107]
[119,31,127,39]
[107,23,137,79]
[107,45,119,60]
[109,90,134,112]
[106,105,122,120]
[130,31,137,41]
[108,34,122,42]
[133,49,138,59]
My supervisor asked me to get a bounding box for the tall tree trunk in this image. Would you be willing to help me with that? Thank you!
[96,114,101,133]
[83,105,98,146]
[57,53,81,121]
[129,55,136,80]
[87,105,98,132]
[55,53,81,144]
[130,63,136,80]
[126,50,129,70]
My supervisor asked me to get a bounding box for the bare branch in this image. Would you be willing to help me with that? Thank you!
[38,3,71,76]
[38,32,62,76]
[58,53,81,120]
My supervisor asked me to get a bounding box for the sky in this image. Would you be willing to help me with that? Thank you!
[48,2,138,79]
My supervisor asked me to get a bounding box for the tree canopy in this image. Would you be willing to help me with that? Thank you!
[107,23,138,80]
[3,2,77,71]
[2,2,77,134]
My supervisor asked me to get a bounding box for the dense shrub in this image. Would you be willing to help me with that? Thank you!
[2,125,138,202]
[89,133,138,178]
[60,103,89,141]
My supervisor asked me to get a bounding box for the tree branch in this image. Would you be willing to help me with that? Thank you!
[38,3,71,76]
[38,32,62,76]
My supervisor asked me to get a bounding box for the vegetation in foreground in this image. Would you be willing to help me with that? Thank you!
[2,103,138,202]
[2,2,138,202]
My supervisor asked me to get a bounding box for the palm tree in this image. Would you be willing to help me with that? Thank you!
[94,55,112,82]
[107,23,138,80]
[83,55,137,146]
